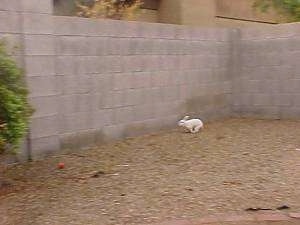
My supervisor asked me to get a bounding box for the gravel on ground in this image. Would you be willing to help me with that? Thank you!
[0,118,299,225]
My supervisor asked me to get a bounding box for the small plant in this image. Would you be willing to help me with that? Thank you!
[77,0,143,20]
[0,41,32,154]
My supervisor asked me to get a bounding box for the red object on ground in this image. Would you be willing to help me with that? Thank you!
[57,162,65,169]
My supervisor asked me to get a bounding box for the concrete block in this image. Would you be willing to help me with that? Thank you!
[27,75,57,97]
[134,38,149,55]
[132,72,152,89]
[114,106,134,124]
[122,55,144,72]
[30,115,59,138]
[263,53,284,66]
[119,38,131,56]
[133,104,154,121]
[25,56,55,76]
[0,11,21,33]
[86,56,107,74]
[0,0,20,11]
[92,109,114,129]
[105,37,122,55]
[148,87,164,103]
[259,80,280,93]
[56,36,87,56]
[233,94,252,106]
[75,57,88,74]
[143,55,162,72]
[20,0,53,14]
[279,79,293,93]
[163,86,180,102]
[113,73,133,90]
[92,93,104,110]
[292,94,300,106]
[127,38,139,55]
[289,51,300,66]
[272,94,292,106]
[185,70,200,84]
[59,94,92,115]
[22,13,53,34]
[55,56,77,75]
[112,90,126,108]
[105,56,123,73]
[59,112,93,133]
[91,74,113,93]
[221,81,233,94]
[24,35,54,55]
[123,89,145,106]
[30,135,60,160]
[153,102,168,118]
[287,38,300,51]
[281,79,300,93]
[30,95,58,118]
[59,74,91,95]
[159,55,177,71]
[151,71,170,87]
[154,101,180,118]
[252,94,273,106]
[166,40,180,55]
[170,70,185,85]
[244,80,260,93]
[179,85,189,101]
[84,37,107,56]
[101,92,114,109]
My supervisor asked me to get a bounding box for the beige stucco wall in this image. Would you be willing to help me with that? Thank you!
[132,9,158,23]
[181,0,216,26]
[157,0,288,27]
[158,0,181,24]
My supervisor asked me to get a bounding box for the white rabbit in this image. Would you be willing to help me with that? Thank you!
[177,116,203,133]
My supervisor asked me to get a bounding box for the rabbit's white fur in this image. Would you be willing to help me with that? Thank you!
[178,116,203,133]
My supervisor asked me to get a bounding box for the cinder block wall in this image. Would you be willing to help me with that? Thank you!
[54,17,233,152]
[232,24,300,119]
[1,0,300,160]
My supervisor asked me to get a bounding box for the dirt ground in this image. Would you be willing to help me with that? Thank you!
[0,118,300,225]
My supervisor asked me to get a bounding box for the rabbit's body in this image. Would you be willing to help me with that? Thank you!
[178,116,203,133]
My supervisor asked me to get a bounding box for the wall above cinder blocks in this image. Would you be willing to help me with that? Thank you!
[0,0,300,160]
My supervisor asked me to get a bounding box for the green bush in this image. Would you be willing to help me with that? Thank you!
[0,41,32,154]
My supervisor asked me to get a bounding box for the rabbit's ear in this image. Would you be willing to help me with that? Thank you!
[183,116,190,120]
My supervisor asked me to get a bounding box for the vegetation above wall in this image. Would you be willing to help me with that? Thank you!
[77,0,143,20]
[254,0,300,22]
